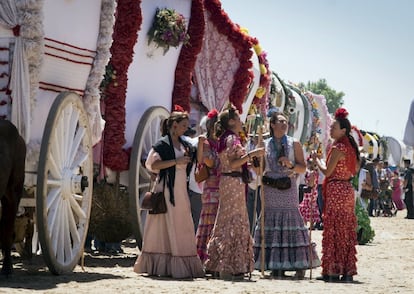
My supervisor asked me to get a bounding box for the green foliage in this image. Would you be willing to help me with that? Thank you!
[355,199,375,245]
[299,79,345,113]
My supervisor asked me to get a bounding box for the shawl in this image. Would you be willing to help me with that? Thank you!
[153,134,194,205]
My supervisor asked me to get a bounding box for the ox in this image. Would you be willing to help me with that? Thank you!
[0,120,26,275]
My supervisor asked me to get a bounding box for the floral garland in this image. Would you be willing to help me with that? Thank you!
[102,0,142,171]
[147,7,190,55]
[250,37,271,116]
[204,0,254,113]
[171,0,204,111]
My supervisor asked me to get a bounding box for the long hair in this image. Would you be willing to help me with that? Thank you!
[268,111,287,137]
[335,108,360,163]
[214,104,238,138]
[161,111,189,136]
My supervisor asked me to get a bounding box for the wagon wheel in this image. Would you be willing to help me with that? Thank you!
[36,92,93,275]
[129,106,169,249]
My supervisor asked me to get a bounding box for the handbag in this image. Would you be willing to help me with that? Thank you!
[195,163,209,183]
[262,175,292,190]
[141,176,167,214]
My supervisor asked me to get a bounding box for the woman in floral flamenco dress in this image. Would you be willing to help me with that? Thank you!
[195,109,220,264]
[312,108,360,283]
[204,105,264,280]
[299,158,321,228]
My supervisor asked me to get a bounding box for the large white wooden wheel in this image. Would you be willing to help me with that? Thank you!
[36,92,93,274]
[129,106,169,249]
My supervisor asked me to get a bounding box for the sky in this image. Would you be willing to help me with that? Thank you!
[220,0,414,141]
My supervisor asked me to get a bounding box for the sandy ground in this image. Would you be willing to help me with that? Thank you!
[1,210,414,294]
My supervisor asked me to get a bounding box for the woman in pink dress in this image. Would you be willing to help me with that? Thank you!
[204,104,264,280]
[391,170,405,211]
[134,106,204,279]
[299,158,321,227]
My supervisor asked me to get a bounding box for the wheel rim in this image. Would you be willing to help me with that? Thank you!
[37,92,93,274]
[129,106,169,248]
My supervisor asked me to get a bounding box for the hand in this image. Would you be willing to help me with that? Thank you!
[252,147,265,158]
[176,155,191,165]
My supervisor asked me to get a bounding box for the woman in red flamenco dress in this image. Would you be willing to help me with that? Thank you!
[312,108,360,283]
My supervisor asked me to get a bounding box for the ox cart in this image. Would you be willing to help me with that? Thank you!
[0,0,270,275]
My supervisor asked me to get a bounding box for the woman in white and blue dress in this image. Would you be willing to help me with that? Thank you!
[253,111,320,279]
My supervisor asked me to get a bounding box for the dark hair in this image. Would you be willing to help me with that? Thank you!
[269,111,287,137]
[206,115,218,139]
[336,117,361,163]
[214,104,238,138]
[161,111,189,136]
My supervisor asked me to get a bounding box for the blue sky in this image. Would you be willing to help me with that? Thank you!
[220,0,414,141]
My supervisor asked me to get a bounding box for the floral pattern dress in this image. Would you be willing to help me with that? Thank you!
[253,136,320,272]
[204,134,254,275]
[196,138,220,263]
[321,138,358,277]
[299,170,321,224]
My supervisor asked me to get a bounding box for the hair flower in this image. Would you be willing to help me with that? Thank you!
[207,108,218,119]
[174,104,185,112]
[334,107,349,119]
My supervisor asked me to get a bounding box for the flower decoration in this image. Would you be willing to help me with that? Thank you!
[173,104,185,112]
[335,107,349,119]
[147,7,190,55]
[207,108,218,119]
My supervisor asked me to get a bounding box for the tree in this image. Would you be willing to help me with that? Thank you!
[298,79,345,113]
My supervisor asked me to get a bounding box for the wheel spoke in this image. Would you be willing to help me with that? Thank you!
[48,153,62,179]
[71,151,88,171]
[69,194,87,220]
[68,126,85,167]
[46,188,61,211]
[68,201,81,246]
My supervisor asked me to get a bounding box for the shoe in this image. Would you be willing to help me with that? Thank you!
[316,275,340,282]
[271,270,287,278]
[293,270,305,279]
[340,275,354,282]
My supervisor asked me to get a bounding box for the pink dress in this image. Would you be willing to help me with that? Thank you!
[299,170,321,223]
[392,177,405,210]
[134,144,204,278]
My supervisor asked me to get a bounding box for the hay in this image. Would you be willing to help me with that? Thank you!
[89,181,133,243]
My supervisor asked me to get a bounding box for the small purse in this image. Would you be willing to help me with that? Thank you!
[195,163,209,183]
[262,175,292,190]
[141,176,167,214]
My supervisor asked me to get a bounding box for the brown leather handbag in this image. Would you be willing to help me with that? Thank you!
[195,163,209,183]
[141,176,167,214]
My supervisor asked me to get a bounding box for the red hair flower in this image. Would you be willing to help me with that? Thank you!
[174,104,185,112]
[207,108,218,119]
[335,107,349,119]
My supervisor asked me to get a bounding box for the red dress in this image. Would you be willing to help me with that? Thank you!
[321,137,358,277]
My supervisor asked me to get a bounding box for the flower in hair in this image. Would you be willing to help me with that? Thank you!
[174,104,185,112]
[267,106,279,118]
[207,108,218,119]
[334,107,348,119]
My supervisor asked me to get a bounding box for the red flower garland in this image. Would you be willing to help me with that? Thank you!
[204,0,254,113]
[103,0,142,171]
[171,0,205,112]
